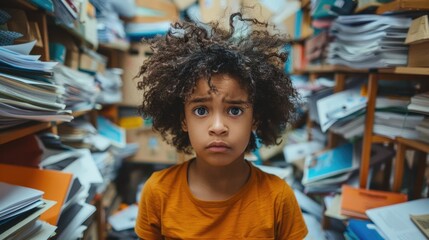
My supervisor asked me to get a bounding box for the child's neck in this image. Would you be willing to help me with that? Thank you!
[188,157,251,201]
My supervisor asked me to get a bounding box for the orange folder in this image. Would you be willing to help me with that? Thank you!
[0,163,73,225]
[340,184,408,219]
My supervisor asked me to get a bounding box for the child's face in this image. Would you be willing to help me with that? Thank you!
[182,74,254,167]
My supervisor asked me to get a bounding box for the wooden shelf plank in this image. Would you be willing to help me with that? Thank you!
[355,3,381,13]
[99,41,130,52]
[372,134,394,143]
[396,137,429,152]
[380,67,429,76]
[304,65,368,73]
[377,0,429,14]
[0,122,52,144]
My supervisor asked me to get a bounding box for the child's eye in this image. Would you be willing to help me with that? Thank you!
[228,107,243,116]
[193,107,208,116]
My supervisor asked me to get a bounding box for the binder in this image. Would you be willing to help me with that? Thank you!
[340,184,408,219]
[0,163,73,225]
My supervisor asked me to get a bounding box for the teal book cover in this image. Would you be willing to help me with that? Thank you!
[303,143,358,184]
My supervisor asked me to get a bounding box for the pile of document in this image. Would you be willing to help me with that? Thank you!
[94,0,133,44]
[408,91,429,115]
[373,111,424,140]
[0,182,57,240]
[415,119,429,144]
[327,15,412,69]
[0,43,73,129]
[53,64,99,112]
[95,68,123,105]
[40,147,101,239]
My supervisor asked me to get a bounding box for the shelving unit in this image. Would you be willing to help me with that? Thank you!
[359,69,429,193]
[0,1,131,239]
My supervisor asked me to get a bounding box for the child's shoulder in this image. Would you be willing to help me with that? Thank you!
[251,164,293,194]
[146,161,188,188]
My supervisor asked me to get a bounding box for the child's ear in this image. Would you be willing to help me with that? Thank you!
[181,119,188,132]
[252,119,257,131]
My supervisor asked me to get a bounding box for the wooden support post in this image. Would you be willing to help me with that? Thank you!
[360,73,378,188]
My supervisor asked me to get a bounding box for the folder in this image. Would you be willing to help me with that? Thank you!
[0,163,73,225]
[340,184,408,219]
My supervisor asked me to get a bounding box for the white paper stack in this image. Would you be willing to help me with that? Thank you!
[0,42,72,128]
[327,15,412,69]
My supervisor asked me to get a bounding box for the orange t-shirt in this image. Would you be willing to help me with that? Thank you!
[135,160,308,239]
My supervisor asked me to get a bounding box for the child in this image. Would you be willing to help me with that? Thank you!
[135,12,308,239]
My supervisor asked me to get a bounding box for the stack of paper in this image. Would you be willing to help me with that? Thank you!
[408,91,429,115]
[0,43,72,129]
[373,111,424,140]
[317,88,367,132]
[53,64,99,112]
[0,182,57,240]
[415,119,429,143]
[95,68,123,105]
[366,198,429,240]
[327,15,412,69]
[40,148,101,239]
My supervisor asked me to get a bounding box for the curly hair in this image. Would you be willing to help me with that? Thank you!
[137,12,298,154]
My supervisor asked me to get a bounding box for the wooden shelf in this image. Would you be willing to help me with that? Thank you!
[376,0,429,14]
[355,3,380,13]
[379,67,429,76]
[371,134,394,144]
[99,41,130,52]
[396,137,429,152]
[0,122,52,144]
[304,65,368,73]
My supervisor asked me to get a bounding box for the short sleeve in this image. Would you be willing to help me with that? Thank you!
[276,184,308,240]
[134,177,163,239]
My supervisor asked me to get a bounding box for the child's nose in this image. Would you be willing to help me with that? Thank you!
[209,114,228,135]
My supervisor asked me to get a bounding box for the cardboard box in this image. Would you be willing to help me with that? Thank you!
[172,0,197,10]
[282,9,313,40]
[199,0,241,30]
[241,0,274,23]
[131,0,179,23]
[408,42,429,67]
[405,15,429,67]
[120,42,152,106]
[127,128,179,164]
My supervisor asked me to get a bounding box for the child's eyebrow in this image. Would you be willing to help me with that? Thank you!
[187,96,211,104]
[224,99,250,105]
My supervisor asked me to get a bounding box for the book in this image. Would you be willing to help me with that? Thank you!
[302,143,358,185]
[341,185,408,219]
[347,219,385,240]
[410,214,429,239]
[366,198,429,240]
